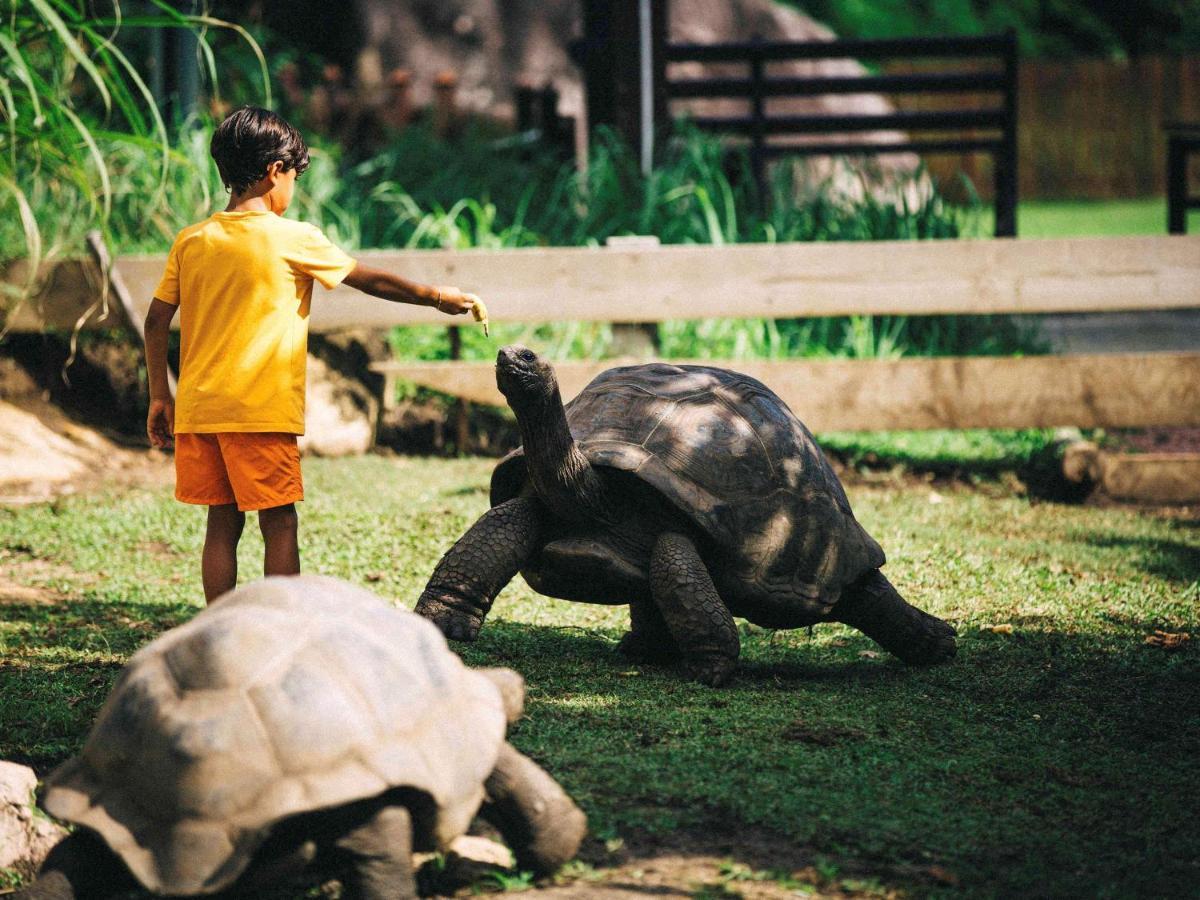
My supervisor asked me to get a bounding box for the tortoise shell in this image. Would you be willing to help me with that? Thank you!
[42,576,506,895]
[492,363,885,624]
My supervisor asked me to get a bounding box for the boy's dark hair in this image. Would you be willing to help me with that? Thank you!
[210,106,309,195]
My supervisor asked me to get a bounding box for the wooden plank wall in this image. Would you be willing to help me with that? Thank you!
[11,235,1200,332]
[891,56,1200,201]
[370,353,1200,431]
[10,235,1199,431]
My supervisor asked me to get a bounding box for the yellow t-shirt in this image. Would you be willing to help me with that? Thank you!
[154,211,356,434]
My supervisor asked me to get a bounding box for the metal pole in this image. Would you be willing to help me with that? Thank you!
[639,0,654,175]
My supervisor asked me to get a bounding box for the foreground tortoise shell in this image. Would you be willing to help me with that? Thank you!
[492,362,886,621]
[41,576,514,895]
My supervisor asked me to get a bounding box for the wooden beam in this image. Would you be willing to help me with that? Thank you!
[370,352,1200,431]
[9,235,1200,332]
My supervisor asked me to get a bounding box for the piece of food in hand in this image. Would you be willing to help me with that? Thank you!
[472,297,490,336]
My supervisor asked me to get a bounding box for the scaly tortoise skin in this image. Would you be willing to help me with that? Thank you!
[416,347,956,686]
[16,576,585,900]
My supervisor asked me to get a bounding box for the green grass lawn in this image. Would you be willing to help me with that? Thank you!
[1,457,1198,897]
[970,197,1200,237]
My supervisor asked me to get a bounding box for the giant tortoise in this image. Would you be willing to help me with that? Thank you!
[16,575,585,899]
[415,347,956,686]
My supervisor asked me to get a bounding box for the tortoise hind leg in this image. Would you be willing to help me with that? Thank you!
[617,597,681,663]
[833,570,956,665]
[12,831,137,900]
[650,532,740,686]
[333,804,416,900]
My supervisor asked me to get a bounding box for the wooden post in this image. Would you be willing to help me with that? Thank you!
[381,68,413,132]
[995,28,1019,237]
[515,80,537,133]
[433,70,459,139]
[748,38,767,205]
[447,325,470,454]
[1167,130,1189,235]
[579,0,668,159]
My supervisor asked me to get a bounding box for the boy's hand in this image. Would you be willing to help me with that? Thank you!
[433,286,481,316]
[147,399,175,449]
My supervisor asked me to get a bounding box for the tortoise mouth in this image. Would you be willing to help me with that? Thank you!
[496,345,554,405]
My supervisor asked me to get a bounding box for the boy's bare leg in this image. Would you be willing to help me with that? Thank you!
[260,503,300,578]
[203,503,245,603]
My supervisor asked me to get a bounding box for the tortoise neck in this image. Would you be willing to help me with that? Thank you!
[516,386,612,521]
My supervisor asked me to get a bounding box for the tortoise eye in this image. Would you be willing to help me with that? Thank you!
[520,350,536,362]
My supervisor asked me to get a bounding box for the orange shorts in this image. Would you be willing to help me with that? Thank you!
[175,432,303,511]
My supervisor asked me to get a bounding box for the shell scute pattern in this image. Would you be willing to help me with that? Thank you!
[41,576,507,895]
[496,362,885,620]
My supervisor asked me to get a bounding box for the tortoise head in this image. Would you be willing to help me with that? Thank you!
[496,345,558,413]
[476,667,526,724]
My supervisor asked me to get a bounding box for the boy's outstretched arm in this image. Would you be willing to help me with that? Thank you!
[342,262,480,315]
[144,298,177,448]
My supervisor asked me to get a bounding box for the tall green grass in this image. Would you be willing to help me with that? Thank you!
[0,1,265,328]
[2,33,1031,364]
[319,125,1032,362]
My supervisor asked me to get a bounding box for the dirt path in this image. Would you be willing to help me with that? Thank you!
[435,826,909,899]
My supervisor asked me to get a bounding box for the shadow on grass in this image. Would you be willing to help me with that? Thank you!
[0,595,194,772]
[1081,532,1200,582]
[5,610,1198,896]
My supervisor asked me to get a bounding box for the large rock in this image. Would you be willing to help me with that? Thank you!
[300,353,376,457]
[0,761,66,877]
[299,331,386,457]
[353,0,918,181]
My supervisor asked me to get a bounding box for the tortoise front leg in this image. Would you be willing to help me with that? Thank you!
[479,743,587,876]
[333,804,416,900]
[415,496,544,641]
[650,532,740,686]
[832,569,956,665]
[12,832,137,900]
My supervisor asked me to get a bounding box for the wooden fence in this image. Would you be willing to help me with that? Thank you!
[665,32,1019,234]
[12,235,1199,433]
[898,56,1200,201]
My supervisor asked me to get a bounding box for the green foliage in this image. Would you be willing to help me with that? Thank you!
[785,0,1200,58]
[819,428,1060,476]
[0,1,265,324]
[2,458,1198,897]
[312,124,1031,363]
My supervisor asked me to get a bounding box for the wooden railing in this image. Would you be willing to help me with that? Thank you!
[9,235,1200,432]
[663,32,1019,235]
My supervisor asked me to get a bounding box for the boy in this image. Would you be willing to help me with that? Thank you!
[144,106,480,603]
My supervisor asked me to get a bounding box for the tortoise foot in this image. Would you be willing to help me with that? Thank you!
[616,630,681,663]
[680,652,738,687]
[895,610,957,666]
[414,593,483,642]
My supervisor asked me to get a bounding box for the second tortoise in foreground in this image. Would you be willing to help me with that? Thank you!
[16,576,585,900]
[417,347,956,686]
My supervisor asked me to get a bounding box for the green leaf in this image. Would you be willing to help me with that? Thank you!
[27,0,111,114]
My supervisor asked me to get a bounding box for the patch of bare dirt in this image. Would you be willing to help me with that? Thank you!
[0,552,91,605]
[491,825,937,899]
